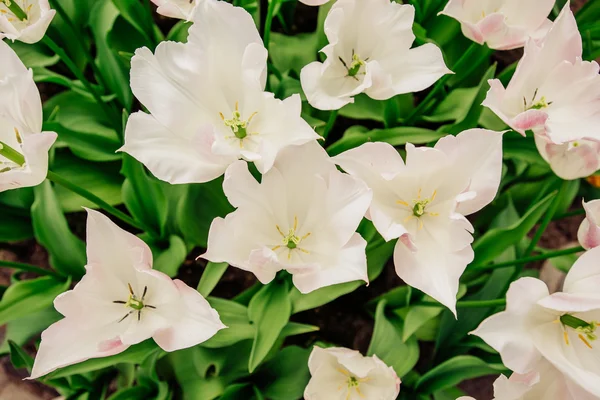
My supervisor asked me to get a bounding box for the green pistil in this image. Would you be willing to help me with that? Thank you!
[348,376,359,387]
[530,96,550,110]
[413,201,428,217]
[1,0,28,21]
[126,295,144,310]
[223,110,249,139]
[0,141,25,167]
[560,314,598,341]
[347,54,365,77]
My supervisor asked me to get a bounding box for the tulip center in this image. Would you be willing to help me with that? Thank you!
[559,314,598,349]
[0,128,26,173]
[397,189,439,230]
[523,88,552,111]
[339,49,368,80]
[219,101,258,142]
[0,0,30,22]
[113,283,156,322]
[273,216,311,260]
[336,367,369,398]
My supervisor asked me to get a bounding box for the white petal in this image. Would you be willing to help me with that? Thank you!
[562,246,600,296]
[121,112,233,184]
[471,278,550,374]
[152,279,225,351]
[299,0,331,5]
[578,200,600,250]
[151,0,199,20]
[434,129,504,216]
[534,136,600,181]
[0,1,55,44]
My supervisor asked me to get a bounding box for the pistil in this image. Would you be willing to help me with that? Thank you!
[0,0,28,21]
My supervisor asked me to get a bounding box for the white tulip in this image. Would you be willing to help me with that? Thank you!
[440,0,554,50]
[304,346,400,400]
[334,129,504,314]
[0,0,55,44]
[578,199,600,250]
[29,209,225,379]
[150,0,201,21]
[300,0,450,110]
[472,246,600,397]
[122,0,319,184]
[0,39,56,192]
[202,142,372,293]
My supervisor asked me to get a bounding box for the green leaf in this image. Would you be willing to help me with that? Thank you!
[0,203,33,241]
[367,301,419,378]
[338,93,414,122]
[51,151,123,211]
[46,340,160,379]
[202,297,255,348]
[220,384,253,400]
[150,235,188,277]
[328,126,445,156]
[45,120,121,163]
[422,87,477,123]
[0,307,61,355]
[89,0,132,108]
[32,180,86,277]
[248,280,291,372]
[8,340,34,372]
[280,322,319,337]
[402,304,444,342]
[258,346,311,400]
[0,276,70,326]
[166,21,192,43]
[107,385,155,400]
[197,262,229,297]
[269,32,319,75]
[111,0,156,46]
[7,40,59,68]
[415,356,507,394]
[470,191,556,269]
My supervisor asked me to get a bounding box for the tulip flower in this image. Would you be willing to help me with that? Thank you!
[335,129,503,314]
[578,200,600,250]
[472,246,600,397]
[0,0,55,44]
[0,40,56,192]
[202,142,372,293]
[299,0,330,5]
[29,209,225,379]
[150,0,200,20]
[456,360,597,399]
[483,4,600,179]
[122,0,319,184]
[439,0,554,50]
[534,135,600,180]
[300,0,450,110]
[304,346,401,400]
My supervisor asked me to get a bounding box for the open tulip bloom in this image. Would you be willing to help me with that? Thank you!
[300,0,450,111]
[578,199,600,250]
[150,0,200,20]
[29,209,225,379]
[304,346,401,400]
[0,0,55,44]
[483,3,600,179]
[202,142,372,293]
[0,40,56,192]
[439,0,554,50]
[122,0,319,185]
[472,246,600,397]
[335,129,504,314]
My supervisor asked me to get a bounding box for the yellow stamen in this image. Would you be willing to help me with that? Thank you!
[396,200,410,207]
[276,225,285,237]
[271,245,281,251]
[564,331,570,345]
[579,334,593,349]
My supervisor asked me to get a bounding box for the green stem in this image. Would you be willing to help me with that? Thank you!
[46,171,145,231]
[404,43,482,125]
[322,110,338,140]
[418,298,506,309]
[47,0,110,93]
[0,260,63,278]
[1,0,28,20]
[0,140,25,166]
[263,0,278,52]
[41,36,121,132]
[475,246,584,272]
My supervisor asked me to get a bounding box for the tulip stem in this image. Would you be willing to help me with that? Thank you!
[263,0,278,52]
[41,36,121,132]
[322,110,338,140]
[0,260,63,279]
[404,42,482,125]
[1,0,28,21]
[418,298,506,309]
[0,141,25,166]
[474,246,584,272]
[46,171,145,232]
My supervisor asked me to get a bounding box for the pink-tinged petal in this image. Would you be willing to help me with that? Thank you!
[562,245,600,296]
[512,109,548,134]
[366,43,451,100]
[471,278,550,374]
[29,318,128,379]
[537,4,582,67]
[120,112,233,184]
[434,129,504,216]
[578,200,600,250]
[535,136,600,180]
[292,233,368,293]
[152,280,225,351]
[0,131,56,193]
[482,79,519,134]
[493,372,540,400]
